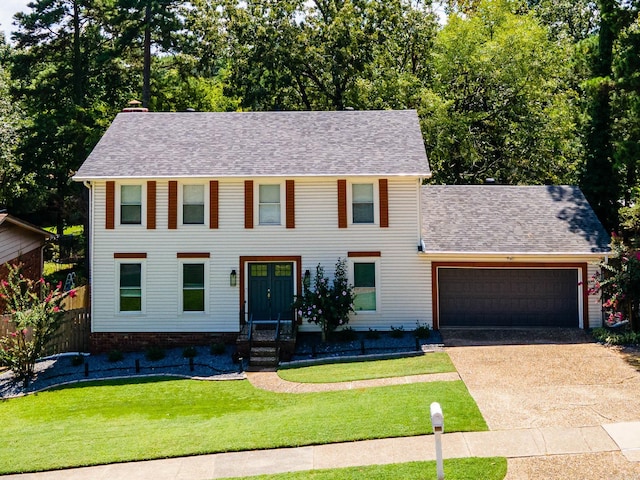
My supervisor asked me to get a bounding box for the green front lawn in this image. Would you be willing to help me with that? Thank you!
[278,354,455,383]
[227,457,507,480]
[0,377,486,474]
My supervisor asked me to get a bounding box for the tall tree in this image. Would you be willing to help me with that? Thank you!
[0,38,25,208]
[421,0,582,185]
[222,0,438,111]
[580,0,639,231]
[11,0,135,233]
[112,0,184,108]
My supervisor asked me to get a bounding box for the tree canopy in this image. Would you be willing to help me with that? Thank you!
[0,0,639,240]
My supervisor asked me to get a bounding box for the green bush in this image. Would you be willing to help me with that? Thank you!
[332,327,358,342]
[210,342,226,355]
[365,328,380,340]
[145,346,165,361]
[592,327,640,345]
[390,325,405,338]
[70,354,84,367]
[413,321,431,339]
[0,263,76,380]
[107,350,124,362]
[182,346,198,358]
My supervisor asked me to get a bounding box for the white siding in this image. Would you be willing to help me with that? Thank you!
[90,177,431,333]
[587,262,603,328]
[0,224,44,265]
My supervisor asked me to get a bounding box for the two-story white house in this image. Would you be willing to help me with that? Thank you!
[73,110,610,353]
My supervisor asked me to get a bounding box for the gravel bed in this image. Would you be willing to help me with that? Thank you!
[0,330,443,399]
[292,330,443,361]
[0,345,242,399]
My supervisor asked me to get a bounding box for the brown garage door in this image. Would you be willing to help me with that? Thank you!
[438,268,579,327]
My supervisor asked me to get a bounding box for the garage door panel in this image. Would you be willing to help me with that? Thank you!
[438,268,578,328]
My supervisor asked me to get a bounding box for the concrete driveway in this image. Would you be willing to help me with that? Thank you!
[442,329,640,430]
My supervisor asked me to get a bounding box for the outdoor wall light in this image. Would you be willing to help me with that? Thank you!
[303,269,311,289]
[230,269,237,287]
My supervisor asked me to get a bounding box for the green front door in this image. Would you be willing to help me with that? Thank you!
[248,263,294,321]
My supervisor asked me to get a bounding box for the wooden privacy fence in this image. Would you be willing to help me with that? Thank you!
[1,308,91,355]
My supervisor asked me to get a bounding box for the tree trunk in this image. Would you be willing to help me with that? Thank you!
[142,1,152,108]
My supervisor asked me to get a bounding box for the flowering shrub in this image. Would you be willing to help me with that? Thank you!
[294,258,355,342]
[0,263,76,381]
[588,236,640,331]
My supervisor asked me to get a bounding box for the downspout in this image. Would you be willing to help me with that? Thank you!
[417,178,425,253]
[83,181,94,335]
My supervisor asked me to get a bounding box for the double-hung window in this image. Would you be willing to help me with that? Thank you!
[353,262,377,311]
[119,263,142,312]
[183,184,205,225]
[121,185,142,225]
[182,263,205,312]
[352,184,374,224]
[259,184,281,225]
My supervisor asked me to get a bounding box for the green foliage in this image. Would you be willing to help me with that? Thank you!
[331,327,358,342]
[69,354,84,367]
[0,57,25,208]
[107,349,124,363]
[210,342,226,355]
[229,458,507,480]
[222,0,438,111]
[145,346,165,361]
[365,328,381,340]
[589,236,640,331]
[390,325,405,338]
[0,263,75,380]
[295,259,355,342]
[278,354,456,383]
[592,327,640,345]
[422,0,582,186]
[413,321,431,339]
[182,346,198,358]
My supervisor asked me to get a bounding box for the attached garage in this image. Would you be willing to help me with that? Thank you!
[436,267,580,328]
[421,185,611,330]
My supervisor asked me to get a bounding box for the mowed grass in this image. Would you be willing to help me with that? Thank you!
[278,353,455,383]
[227,457,507,480]
[0,377,486,474]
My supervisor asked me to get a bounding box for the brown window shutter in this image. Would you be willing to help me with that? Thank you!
[147,181,156,229]
[106,181,115,229]
[168,181,177,229]
[337,179,347,228]
[379,178,389,228]
[244,180,254,229]
[286,180,295,228]
[210,180,219,229]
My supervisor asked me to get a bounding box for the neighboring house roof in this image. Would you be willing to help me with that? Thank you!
[73,110,431,180]
[0,214,55,240]
[421,185,611,255]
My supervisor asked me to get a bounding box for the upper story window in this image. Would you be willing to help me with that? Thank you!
[352,183,374,224]
[119,263,142,312]
[121,185,142,224]
[259,184,281,225]
[183,184,205,225]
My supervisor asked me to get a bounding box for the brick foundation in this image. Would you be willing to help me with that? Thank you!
[90,332,238,354]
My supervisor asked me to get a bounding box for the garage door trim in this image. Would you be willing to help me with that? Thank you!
[431,262,589,330]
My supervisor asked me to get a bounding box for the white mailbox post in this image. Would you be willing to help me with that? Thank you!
[430,402,444,480]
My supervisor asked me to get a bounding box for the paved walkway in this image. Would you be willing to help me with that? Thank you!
[4,421,639,479]
[245,370,461,392]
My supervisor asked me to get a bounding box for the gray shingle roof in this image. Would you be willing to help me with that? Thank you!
[74,110,430,180]
[421,185,610,254]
